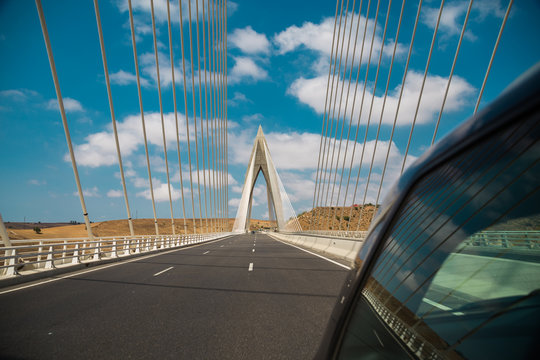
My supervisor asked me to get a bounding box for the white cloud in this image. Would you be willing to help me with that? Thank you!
[68,111,191,167]
[139,51,184,88]
[136,182,181,202]
[46,97,84,113]
[229,56,268,84]
[242,113,263,123]
[273,13,405,74]
[73,186,100,198]
[116,0,182,23]
[421,2,477,41]
[229,91,250,106]
[229,128,404,172]
[229,26,271,55]
[287,71,475,126]
[28,179,46,186]
[110,69,150,87]
[107,189,123,198]
[0,89,27,100]
[475,0,506,20]
[173,168,238,188]
[228,1,239,16]
[228,197,241,207]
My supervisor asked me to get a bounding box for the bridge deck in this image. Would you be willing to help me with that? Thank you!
[0,234,348,359]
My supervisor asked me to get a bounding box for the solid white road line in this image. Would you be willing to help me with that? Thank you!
[153,266,174,277]
[203,251,210,254]
[271,238,351,270]
[248,263,254,271]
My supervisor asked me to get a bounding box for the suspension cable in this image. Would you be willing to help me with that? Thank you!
[178,0,198,234]
[354,0,395,231]
[128,0,160,235]
[151,0,176,235]
[93,0,135,236]
[311,0,341,230]
[399,0,445,175]
[338,0,373,223]
[195,0,210,233]
[324,0,357,230]
[187,0,205,232]
[317,0,351,230]
[474,0,513,114]
[225,0,229,229]
[431,0,473,145]
[167,0,189,234]
[202,0,215,232]
[330,0,365,230]
[312,0,346,229]
[345,0,382,230]
[368,0,424,227]
[36,0,95,241]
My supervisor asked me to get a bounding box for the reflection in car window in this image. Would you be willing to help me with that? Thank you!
[339,116,540,359]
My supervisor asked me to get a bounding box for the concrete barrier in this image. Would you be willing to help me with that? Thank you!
[267,232,365,263]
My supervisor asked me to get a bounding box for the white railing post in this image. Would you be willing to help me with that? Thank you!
[123,237,130,256]
[45,245,55,269]
[93,238,101,261]
[62,240,67,264]
[5,248,19,276]
[135,238,141,254]
[37,240,44,267]
[111,239,118,258]
[72,243,81,264]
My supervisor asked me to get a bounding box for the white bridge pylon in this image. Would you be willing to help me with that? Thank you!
[232,126,301,233]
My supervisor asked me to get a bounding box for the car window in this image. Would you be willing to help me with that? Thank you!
[338,115,540,359]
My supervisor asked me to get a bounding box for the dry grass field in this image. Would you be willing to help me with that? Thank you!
[4,218,277,240]
[3,206,376,240]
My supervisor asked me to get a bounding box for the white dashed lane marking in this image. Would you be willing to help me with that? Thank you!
[153,266,174,277]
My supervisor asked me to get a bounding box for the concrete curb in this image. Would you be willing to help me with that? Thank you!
[266,232,364,263]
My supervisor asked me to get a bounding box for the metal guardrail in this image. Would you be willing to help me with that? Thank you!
[296,230,368,240]
[465,231,540,249]
[363,289,444,360]
[1,233,229,277]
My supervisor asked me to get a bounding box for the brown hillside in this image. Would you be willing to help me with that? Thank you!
[296,205,378,231]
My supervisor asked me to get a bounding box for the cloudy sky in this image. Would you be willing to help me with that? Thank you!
[1,0,539,223]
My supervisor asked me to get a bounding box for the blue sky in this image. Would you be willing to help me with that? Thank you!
[1,0,539,224]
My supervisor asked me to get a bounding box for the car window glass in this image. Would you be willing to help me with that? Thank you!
[338,115,540,359]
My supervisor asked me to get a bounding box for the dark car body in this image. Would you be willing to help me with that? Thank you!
[317,64,540,359]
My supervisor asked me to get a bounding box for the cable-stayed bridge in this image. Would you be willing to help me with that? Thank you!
[1,0,539,358]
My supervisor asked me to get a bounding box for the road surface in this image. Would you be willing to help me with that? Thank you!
[0,233,349,359]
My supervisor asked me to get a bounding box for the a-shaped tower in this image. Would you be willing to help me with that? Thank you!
[232,126,285,232]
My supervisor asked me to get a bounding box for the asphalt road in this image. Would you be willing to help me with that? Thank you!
[0,233,349,359]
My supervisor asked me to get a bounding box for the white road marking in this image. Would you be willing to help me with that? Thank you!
[153,266,174,277]
[271,238,351,270]
[203,251,210,254]
[422,297,464,316]
[252,249,255,253]
[220,245,224,247]
[248,263,254,271]
[0,236,232,295]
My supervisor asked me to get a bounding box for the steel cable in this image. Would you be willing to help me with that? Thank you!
[93,0,135,236]
[128,0,160,235]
